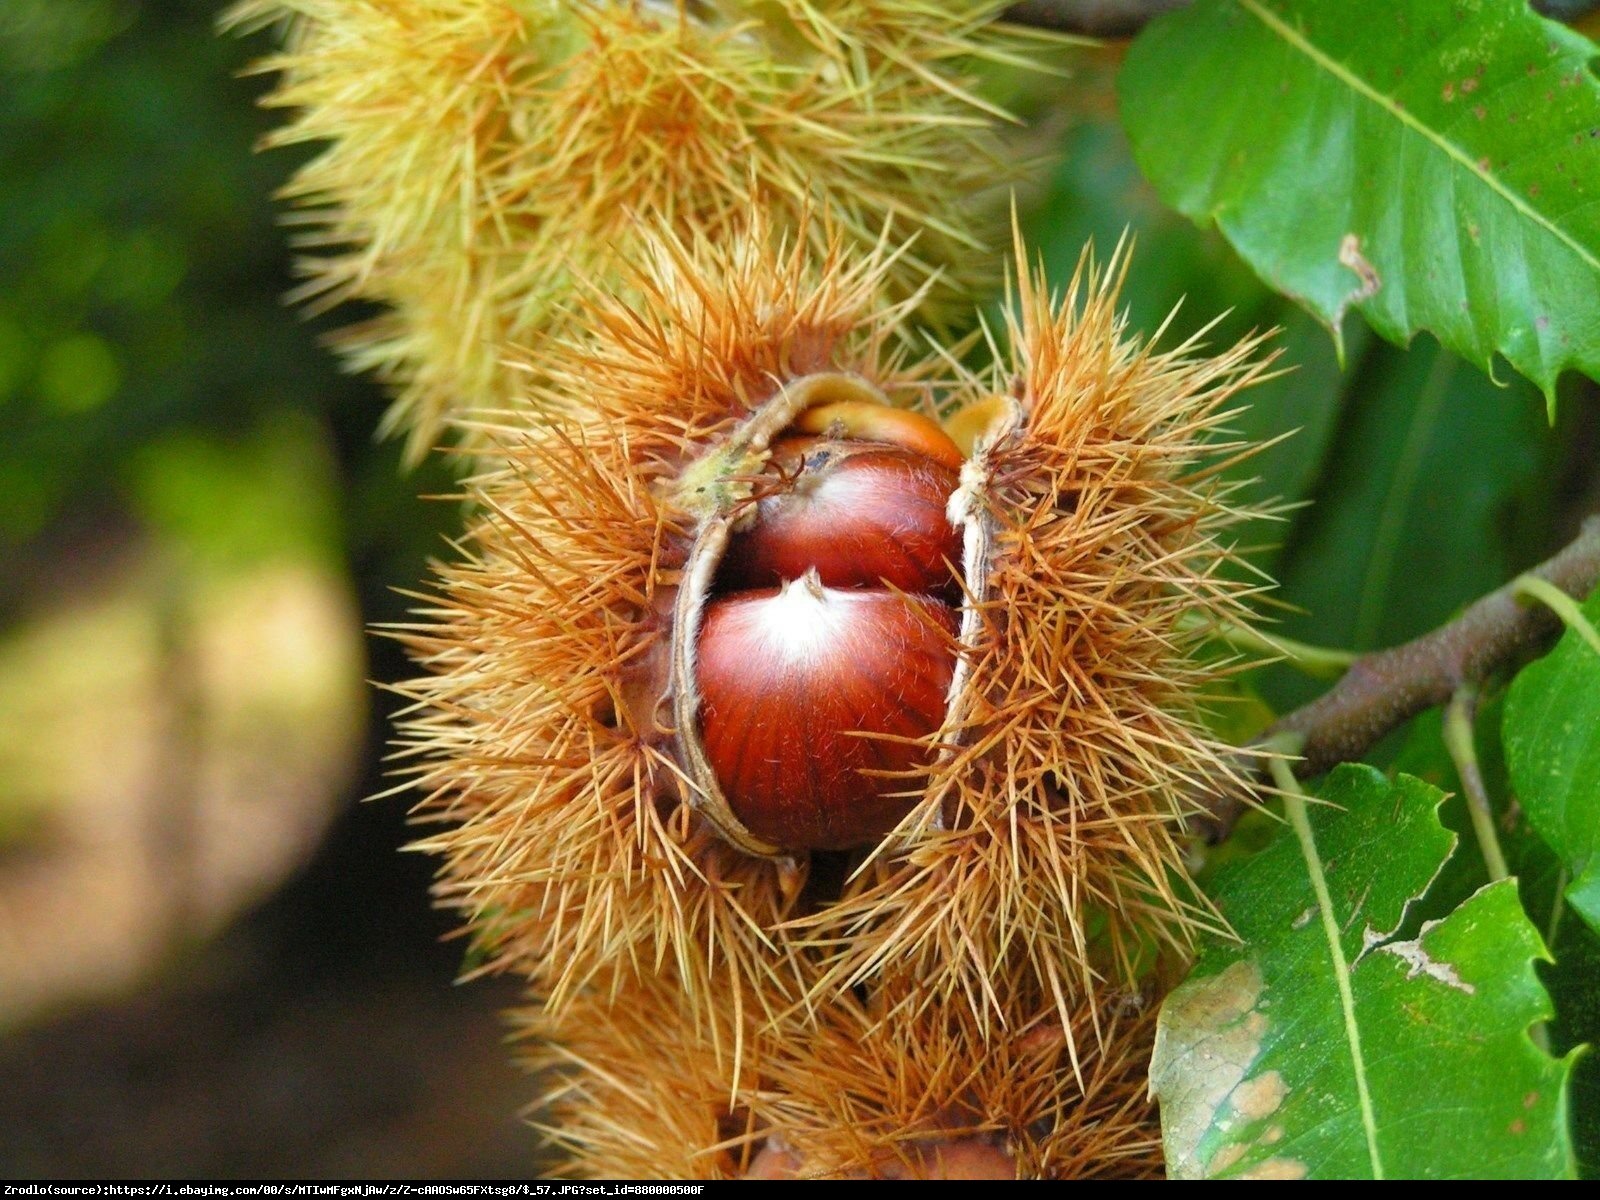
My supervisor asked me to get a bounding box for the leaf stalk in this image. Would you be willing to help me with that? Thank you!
[1441,685,1509,884]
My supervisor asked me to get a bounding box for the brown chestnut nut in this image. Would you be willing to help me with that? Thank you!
[695,571,958,850]
[718,437,963,598]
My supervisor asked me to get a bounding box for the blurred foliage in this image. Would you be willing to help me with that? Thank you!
[0,0,467,1030]
[0,15,538,1176]
[0,0,478,973]
[0,0,456,613]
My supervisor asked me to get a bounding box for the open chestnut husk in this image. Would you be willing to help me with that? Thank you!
[666,372,993,856]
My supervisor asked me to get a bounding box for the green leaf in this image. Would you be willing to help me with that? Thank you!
[1389,700,1565,920]
[1389,698,1600,1178]
[1254,336,1559,714]
[1152,765,1574,1179]
[1503,585,1600,936]
[1392,704,1600,1178]
[1119,0,1600,409]
[1023,102,1354,577]
[1547,912,1600,1179]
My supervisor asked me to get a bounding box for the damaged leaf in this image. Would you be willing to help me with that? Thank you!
[1119,0,1600,412]
[1152,765,1575,1178]
[1392,700,1600,1179]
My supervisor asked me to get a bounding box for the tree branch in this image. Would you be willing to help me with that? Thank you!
[1274,516,1600,773]
[1002,0,1186,38]
[1003,0,1600,38]
[1197,516,1600,840]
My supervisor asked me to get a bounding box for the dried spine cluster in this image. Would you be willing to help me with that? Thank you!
[227,0,1043,461]
[395,229,922,1028]
[802,257,1275,1030]
[390,219,1276,1176]
[524,964,1167,1179]
[237,0,1284,1176]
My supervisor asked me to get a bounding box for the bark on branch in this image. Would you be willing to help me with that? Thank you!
[1002,0,1186,37]
[1198,516,1600,839]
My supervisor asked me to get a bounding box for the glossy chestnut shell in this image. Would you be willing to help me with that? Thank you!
[696,576,958,850]
[718,437,963,599]
[690,405,965,852]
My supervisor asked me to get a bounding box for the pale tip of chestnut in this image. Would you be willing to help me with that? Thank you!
[694,578,958,851]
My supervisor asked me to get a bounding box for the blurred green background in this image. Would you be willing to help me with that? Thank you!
[0,0,534,1176]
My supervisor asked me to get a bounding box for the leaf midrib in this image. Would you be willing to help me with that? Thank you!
[1238,0,1600,277]
[1285,792,1385,1178]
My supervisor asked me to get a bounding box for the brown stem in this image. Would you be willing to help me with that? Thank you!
[1198,516,1600,840]
[1002,0,1187,37]
[1277,517,1600,771]
[1003,0,1599,38]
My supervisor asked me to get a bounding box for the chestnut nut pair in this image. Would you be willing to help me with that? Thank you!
[694,406,966,852]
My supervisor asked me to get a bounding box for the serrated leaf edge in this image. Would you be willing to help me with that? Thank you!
[1237,0,1600,298]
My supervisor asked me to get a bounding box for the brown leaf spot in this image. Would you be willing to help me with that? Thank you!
[1231,1071,1288,1122]
[1208,1142,1248,1175]
[1333,234,1381,327]
[1150,960,1269,1181]
[1238,1158,1309,1180]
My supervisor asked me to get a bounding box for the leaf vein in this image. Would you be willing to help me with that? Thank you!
[1277,768,1385,1178]
[1237,0,1600,279]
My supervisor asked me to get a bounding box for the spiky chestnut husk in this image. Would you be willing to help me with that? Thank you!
[741,973,1167,1179]
[521,968,764,1180]
[226,0,1049,462]
[394,221,1276,1045]
[784,246,1280,1042]
[392,223,939,1023]
[655,239,1278,1031]
[523,964,1166,1179]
